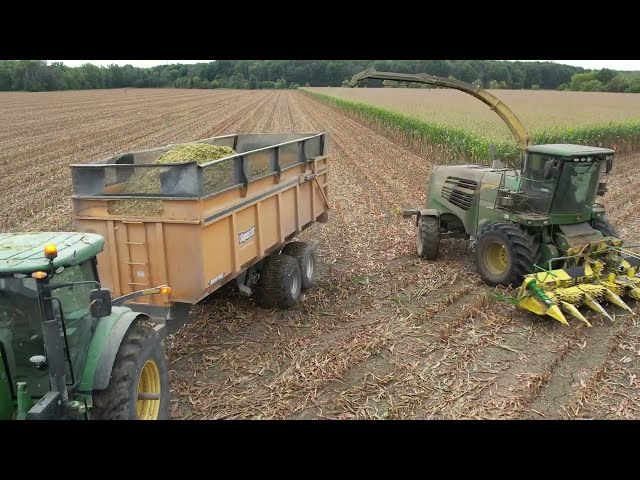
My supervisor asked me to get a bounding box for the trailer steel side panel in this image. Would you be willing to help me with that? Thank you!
[70,133,329,314]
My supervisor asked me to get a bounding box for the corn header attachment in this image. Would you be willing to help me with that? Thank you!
[510,239,640,326]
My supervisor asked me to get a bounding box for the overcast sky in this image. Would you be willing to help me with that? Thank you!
[47,60,640,71]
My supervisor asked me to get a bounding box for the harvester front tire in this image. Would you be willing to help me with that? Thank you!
[476,223,535,287]
[92,319,169,420]
[257,254,302,309]
[417,215,440,260]
[591,215,619,238]
[282,241,317,290]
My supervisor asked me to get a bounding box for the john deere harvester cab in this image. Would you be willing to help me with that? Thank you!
[0,232,170,420]
[349,69,640,326]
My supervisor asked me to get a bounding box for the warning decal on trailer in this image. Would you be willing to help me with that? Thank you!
[238,225,256,245]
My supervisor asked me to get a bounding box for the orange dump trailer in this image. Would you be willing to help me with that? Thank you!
[71,133,329,322]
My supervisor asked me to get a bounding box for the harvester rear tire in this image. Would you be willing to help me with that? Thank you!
[476,223,535,287]
[417,215,440,260]
[591,215,619,238]
[282,241,317,290]
[91,318,169,420]
[256,254,302,309]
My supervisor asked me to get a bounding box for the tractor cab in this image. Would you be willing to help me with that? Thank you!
[0,233,106,413]
[518,144,615,216]
[0,232,170,420]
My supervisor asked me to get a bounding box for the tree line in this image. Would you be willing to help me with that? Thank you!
[1,60,639,93]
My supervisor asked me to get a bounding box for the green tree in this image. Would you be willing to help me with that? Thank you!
[604,75,630,92]
[569,72,601,91]
[596,68,617,84]
[248,74,257,89]
[0,60,598,92]
[628,77,640,93]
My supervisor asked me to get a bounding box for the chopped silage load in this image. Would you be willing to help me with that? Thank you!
[107,143,237,216]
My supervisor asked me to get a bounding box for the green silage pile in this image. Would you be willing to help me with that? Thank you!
[107,143,237,216]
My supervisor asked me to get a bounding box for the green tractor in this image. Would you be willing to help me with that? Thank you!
[0,232,170,419]
[349,69,640,326]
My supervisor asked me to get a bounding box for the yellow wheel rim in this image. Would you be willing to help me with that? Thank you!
[136,360,161,420]
[485,242,509,276]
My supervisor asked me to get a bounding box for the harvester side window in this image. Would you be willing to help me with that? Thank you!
[50,261,97,384]
[519,153,558,213]
[523,153,559,182]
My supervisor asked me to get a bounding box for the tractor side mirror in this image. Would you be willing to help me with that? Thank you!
[89,289,112,318]
[605,157,613,174]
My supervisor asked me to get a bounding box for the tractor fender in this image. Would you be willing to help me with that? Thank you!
[79,308,159,392]
[418,209,439,218]
[414,209,439,226]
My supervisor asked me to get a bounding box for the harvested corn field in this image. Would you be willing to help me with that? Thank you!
[1,88,639,419]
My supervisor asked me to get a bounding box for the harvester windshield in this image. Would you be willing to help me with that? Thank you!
[519,152,605,215]
[551,160,601,214]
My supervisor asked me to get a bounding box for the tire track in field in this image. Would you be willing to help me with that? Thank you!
[1,90,274,232]
[2,90,253,151]
[0,91,249,172]
[0,90,250,147]
[274,92,640,418]
[15,91,274,232]
[2,93,263,230]
[169,92,492,419]
[299,97,640,419]
[5,89,638,419]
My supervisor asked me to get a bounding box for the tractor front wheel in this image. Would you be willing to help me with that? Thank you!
[417,215,440,260]
[476,223,535,287]
[92,319,169,420]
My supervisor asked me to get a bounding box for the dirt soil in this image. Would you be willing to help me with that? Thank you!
[1,88,638,419]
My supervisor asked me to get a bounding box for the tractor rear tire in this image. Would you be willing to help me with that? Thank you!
[476,223,535,287]
[282,241,317,290]
[591,215,619,238]
[417,215,440,260]
[256,254,302,309]
[92,318,169,420]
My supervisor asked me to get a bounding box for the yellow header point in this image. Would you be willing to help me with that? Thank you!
[546,304,569,326]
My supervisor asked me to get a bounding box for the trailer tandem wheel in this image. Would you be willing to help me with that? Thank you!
[282,241,317,290]
[256,254,302,309]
